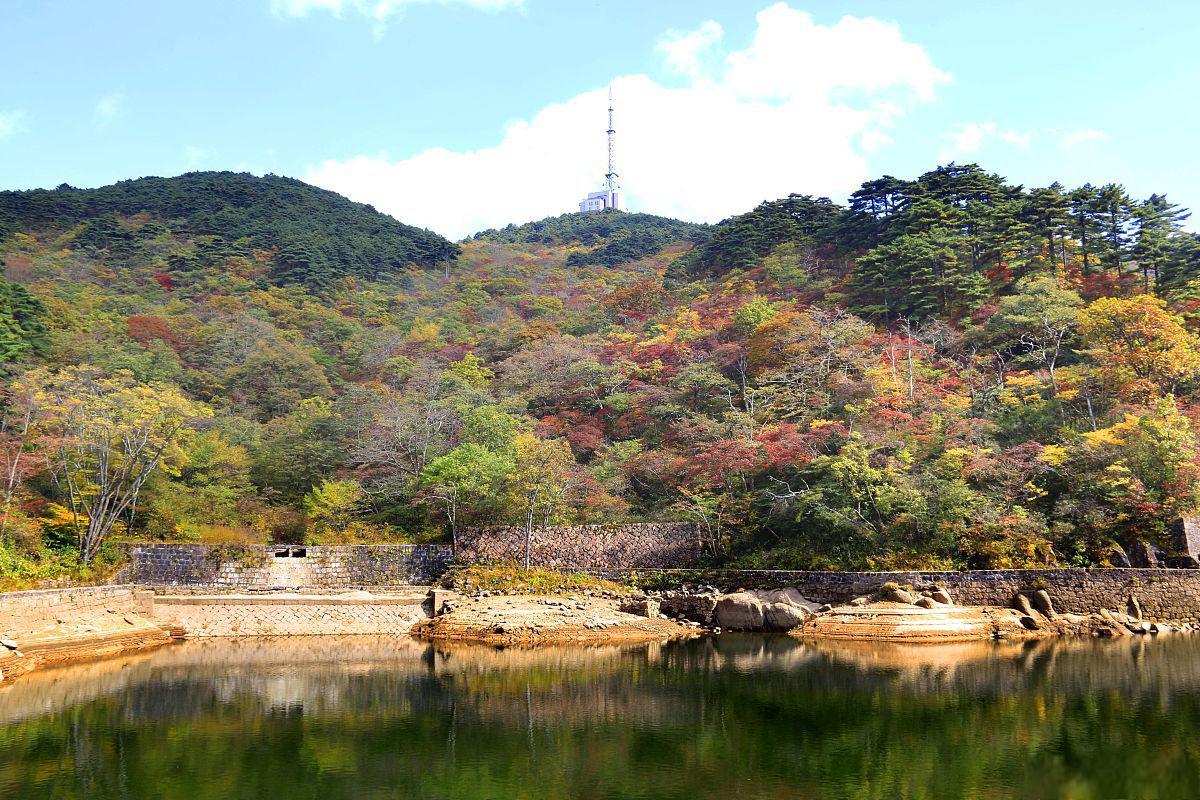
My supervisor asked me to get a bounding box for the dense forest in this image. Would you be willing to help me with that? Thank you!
[3,164,1200,585]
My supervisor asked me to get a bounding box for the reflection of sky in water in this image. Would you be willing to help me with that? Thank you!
[4,635,1200,799]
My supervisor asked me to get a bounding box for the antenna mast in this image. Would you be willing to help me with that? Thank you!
[604,84,620,210]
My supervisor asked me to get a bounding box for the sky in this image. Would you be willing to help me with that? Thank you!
[2,0,1199,238]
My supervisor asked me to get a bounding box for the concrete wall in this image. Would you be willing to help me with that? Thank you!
[148,592,430,636]
[125,544,453,590]
[630,568,1200,623]
[457,523,703,571]
[0,585,151,638]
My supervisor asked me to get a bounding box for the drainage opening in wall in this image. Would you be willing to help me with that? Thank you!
[274,548,308,558]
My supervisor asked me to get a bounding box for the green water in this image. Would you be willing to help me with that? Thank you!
[2,634,1199,799]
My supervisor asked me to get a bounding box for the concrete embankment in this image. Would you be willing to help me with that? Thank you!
[0,585,181,684]
[149,590,432,636]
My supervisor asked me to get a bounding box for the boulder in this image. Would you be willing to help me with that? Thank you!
[619,598,661,618]
[848,596,870,607]
[764,602,810,631]
[930,587,954,605]
[753,587,819,611]
[1032,589,1058,619]
[1013,594,1036,617]
[1128,595,1143,621]
[883,587,916,604]
[914,596,937,609]
[714,593,766,631]
[1019,615,1041,630]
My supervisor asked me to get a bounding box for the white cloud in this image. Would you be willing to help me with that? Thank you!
[940,122,1108,162]
[271,0,522,35]
[93,94,124,127]
[0,110,25,140]
[305,3,950,238]
[1060,128,1106,149]
[939,121,1031,161]
[658,20,723,80]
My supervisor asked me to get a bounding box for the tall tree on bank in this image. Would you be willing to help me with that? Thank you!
[20,368,201,564]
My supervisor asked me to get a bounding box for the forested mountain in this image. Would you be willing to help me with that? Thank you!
[0,172,458,290]
[474,210,709,268]
[3,164,1200,586]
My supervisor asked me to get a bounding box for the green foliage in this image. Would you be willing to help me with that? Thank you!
[0,172,459,289]
[0,278,48,364]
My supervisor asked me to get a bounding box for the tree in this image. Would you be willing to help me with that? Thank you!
[851,227,989,319]
[983,277,1083,394]
[0,279,49,365]
[22,367,202,563]
[1077,295,1200,401]
[1131,194,1190,291]
[0,379,47,541]
[507,434,579,569]
[304,478,367,540]
[418,444,513,551]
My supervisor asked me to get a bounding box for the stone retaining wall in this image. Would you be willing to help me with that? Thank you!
[125,544,453,590]
[627,568,1200,622]
[0,585,150,638]
[458,523,703,571]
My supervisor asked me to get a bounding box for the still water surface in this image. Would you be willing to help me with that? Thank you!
[2,634,1199,799]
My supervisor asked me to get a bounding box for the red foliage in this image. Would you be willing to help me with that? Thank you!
[684,439,762,489]
[757,422,845,469]
[126,315,182,350]
[152,273,175,290]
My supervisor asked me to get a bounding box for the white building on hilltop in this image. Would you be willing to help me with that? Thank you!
[578,86,621,213]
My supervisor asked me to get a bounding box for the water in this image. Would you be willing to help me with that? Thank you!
[2,634,1199,799]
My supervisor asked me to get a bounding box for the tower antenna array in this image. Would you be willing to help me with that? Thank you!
[577,83,622,213]
[604,85,620,206]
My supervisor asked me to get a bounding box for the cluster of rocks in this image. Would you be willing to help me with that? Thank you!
[619,586,833,632]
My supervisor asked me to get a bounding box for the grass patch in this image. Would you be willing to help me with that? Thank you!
[441,564,630,595]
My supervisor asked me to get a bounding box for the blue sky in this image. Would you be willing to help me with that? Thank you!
[3,0,1198,237]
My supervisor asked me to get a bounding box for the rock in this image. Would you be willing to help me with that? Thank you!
[0,639,18,651]
[1032,589,1058,619]
[848,596,870,607]
[752,588,819,611]
[1129,540,1166,568]
[619,598,661,618]
[1019,615,1041,630]
[713,592,766,630]
[914,596,937,609]
[883,587,916,604]
[931,587,954,605]
[660,593,717,624]
[1013,594,1036,617]
[1128,595,1143,621]
[817,604,833,613]
[764,602,810,631]
[1106,542,1133,568]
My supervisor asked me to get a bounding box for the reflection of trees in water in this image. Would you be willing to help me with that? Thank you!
[3,635,1200,799]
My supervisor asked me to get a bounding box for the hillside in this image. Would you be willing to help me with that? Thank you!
[4,163,1200,586]
[473,210,708,267]
[0,172,458,290]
